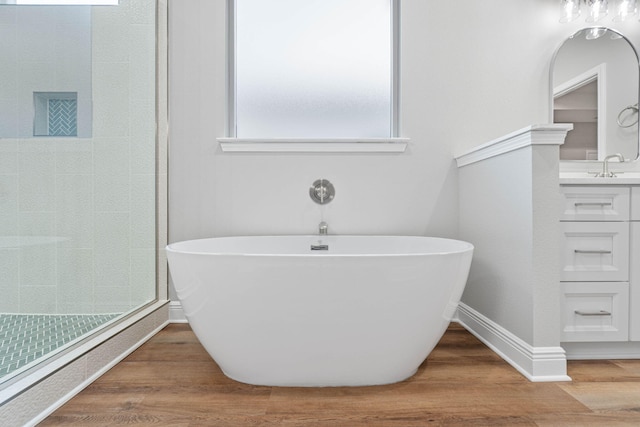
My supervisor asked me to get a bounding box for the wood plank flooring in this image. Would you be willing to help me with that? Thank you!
[40,323,640,426]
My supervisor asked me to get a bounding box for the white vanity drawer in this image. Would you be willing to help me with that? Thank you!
[561,282,629,342]
[560,186,630,221]
[632,187,640,221]
[560,222,629,282]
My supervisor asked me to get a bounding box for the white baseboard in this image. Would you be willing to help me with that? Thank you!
[456,303,571,382]
[169,300,188,323]
[563,341,640,359]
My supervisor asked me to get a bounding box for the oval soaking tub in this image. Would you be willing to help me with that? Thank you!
[166,235,473,387]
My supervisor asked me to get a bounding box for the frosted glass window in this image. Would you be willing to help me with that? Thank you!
[234,0,395,138]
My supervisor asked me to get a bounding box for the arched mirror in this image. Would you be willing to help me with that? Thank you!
[551,27,640,161]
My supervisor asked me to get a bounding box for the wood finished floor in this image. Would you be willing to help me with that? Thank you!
[41,323,640,426]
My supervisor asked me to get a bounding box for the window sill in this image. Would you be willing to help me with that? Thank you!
[217,138,409,153]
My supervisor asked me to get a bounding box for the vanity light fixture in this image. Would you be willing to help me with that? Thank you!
[560,0,638,22]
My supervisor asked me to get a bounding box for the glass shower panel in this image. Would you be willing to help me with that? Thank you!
[235,0,392,138]
[0,0,157,384]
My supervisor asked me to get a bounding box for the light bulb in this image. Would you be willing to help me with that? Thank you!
[585,0,609,22]
[560,0,582,22]
[613,0,637,21]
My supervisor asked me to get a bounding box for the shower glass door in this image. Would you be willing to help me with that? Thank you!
[0,0,157,385]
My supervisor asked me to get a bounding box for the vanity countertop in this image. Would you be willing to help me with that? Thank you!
[560,172,640,185]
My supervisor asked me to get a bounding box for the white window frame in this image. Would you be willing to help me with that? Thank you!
[218,0,408,153]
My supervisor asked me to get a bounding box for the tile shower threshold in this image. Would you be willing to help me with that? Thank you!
[0,313,121,384]
[0,301,167,405]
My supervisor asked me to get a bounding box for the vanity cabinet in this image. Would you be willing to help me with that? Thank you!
[631,187,640,342]
[560,186,630,222]
[631,223,640,342]
[559,186,632,343]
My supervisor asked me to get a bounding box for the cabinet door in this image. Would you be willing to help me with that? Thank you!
[561,282,629,342]
[632,187,640,221]
[561,186,630,222]
[631,222,640,341]
[560,222,629,282]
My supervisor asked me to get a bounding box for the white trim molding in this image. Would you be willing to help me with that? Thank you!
[454,124,573,167]
[456,303,571,382]
[217,138,409,153]
[563,341,640,360]
[169,300,188,323]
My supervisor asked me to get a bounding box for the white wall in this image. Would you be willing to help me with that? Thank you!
[168,0,461,305]
[167,0,640,302]
[459,148,536,344]
[458,141,563,348]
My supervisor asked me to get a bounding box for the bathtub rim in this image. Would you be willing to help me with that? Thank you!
[165,235,474,258]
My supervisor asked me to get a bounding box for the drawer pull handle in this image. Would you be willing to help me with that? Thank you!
[574,249,612,254]
[574,310,612,316]
[574,202,612,207]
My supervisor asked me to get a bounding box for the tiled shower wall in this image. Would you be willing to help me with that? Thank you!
[0,7,92,138]
[0,0,156,314]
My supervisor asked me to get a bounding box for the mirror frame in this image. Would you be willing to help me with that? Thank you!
[550,26,640,162]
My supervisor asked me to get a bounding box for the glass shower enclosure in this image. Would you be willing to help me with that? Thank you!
[0,0,158,386]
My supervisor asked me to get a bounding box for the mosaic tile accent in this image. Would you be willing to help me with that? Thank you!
[48,99,78,136]
[0,313,120,379]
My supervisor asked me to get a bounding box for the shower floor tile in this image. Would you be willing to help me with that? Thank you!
[0,313,120,379]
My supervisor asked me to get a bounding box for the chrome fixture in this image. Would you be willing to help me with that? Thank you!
[617,103,639,128]
[310,244,329,251]
[560,0,637,23]
[319,221,328,235]
[574,309,612,316]
[597,153,625,177]
[309,179,335,205]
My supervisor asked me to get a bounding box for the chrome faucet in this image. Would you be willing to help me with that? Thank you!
[597,153,625,178]
[319,221,328,235]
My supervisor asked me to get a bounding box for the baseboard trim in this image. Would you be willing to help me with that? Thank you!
[169,300,188,323]
[456,303,571,382]
[563,341,640,359]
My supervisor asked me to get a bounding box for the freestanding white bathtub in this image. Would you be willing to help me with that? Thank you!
[166,235,473,387]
